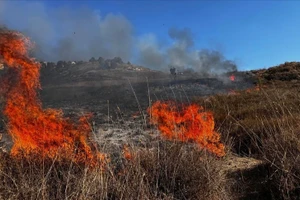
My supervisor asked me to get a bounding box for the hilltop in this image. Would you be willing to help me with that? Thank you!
[252,61,300,82]
[39,56,160,86]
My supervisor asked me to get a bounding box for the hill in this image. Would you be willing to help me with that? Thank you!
[252,61,300,82]
[1,61,300,199]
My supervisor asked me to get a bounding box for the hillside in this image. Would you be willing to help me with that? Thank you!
[252,61,300,82]
[1,61,300,199]
[37,57,255,119]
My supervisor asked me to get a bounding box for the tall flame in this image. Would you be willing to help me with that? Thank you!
[148,101,225,157]
[0,29,106,166]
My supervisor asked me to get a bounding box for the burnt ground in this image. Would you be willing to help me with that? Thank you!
[0,65,256,151]
[36,66,256,154]
[39,67,255,124]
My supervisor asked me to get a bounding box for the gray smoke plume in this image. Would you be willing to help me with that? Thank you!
[0,1,133,62]
[137,34,166,69]
[0,1,237,73]
[168,27,194,49]
[138,27,237,74]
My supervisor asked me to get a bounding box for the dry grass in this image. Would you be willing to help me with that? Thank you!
[195,77,300,199]
[0,142,231,200]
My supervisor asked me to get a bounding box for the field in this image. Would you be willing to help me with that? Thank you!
[1,54,300,199]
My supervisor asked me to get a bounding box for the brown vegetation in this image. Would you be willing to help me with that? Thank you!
[195,63,300,199]
[0,142,230,200]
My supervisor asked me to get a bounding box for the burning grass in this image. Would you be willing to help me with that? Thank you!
[0,29,231,199]
[0,29,107,167]
[149,101,225,157]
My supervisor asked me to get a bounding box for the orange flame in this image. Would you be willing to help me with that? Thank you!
[122,144,133,161]
[230,74,235,81]
[228,89,239,96]
[148,101,225,157]
[246,85,261,93]
[0,29,107,166]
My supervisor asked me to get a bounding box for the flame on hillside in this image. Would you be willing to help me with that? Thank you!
[122,144,133,161]
[230,74,235,81]
[148,101,225,157]
[228,90,239,96]
[0,29,107,167]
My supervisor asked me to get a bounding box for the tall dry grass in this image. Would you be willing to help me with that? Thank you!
[196,80,300,199]
[0,141,231,200]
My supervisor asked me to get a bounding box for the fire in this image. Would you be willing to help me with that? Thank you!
[148,101,225,157]
[230,74,235,81]
[246,85,261,93]
[122,144,133,160]
[228,89,239,96]
[0,29,107,166]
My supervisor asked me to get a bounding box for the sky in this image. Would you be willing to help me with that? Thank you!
[1,0,300,72]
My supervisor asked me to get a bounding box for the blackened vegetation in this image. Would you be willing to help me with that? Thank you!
[38,56,254,126]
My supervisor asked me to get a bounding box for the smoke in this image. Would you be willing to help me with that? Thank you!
[138,27,237,74]
[0,1,133,62]
[137,34,166,69]
[0,1,237,73]
[168,27,194,49]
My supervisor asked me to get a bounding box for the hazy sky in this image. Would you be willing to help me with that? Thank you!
[1,0,300,71]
